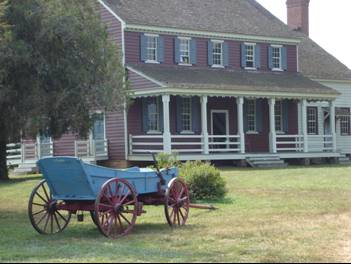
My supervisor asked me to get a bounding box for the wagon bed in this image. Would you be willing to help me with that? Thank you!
[28,157,190,238]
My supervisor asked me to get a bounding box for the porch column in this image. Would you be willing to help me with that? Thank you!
[301,99,309,153]
[329,100,337,152]
[236,97,245,154]
[269,98,277,153]
[201,96,209,154]
[162,95,172,154]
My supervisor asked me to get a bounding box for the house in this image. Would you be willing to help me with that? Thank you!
[8,0,351,171]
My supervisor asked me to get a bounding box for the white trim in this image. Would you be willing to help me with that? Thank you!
[145,60,160,64]
[127,66,167,88]
[131,87,338,101]
[178,36,192,40]
[211,39,224,43]
[210,110,230,136]
[98,0,126,25]
[126,24,301,44]
[144,33,160,37]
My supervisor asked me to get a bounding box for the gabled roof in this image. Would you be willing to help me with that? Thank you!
[102,0,351,81]
[103,0,297,39]
[128,64,340,99]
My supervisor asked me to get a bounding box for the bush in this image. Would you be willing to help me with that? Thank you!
[179,161,227,201]
[155,153,180,168]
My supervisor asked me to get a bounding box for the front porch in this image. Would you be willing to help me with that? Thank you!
[127,95,339,162]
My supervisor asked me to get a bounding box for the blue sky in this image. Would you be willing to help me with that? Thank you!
[256,0,351,70]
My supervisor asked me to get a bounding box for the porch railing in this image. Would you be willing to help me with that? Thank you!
[6,143,22,166]
[307,135,334,152]
[74,139,109,160]
[276,135,304,152]
[129,134,242,155]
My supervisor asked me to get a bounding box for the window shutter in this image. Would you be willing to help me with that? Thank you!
[192,97,201,134]
[241,44,246,68]
[255,44,261,69]
[140,34,147,62]
[208,41,213,66]
[159,97,164,132]
[268,46,273,69]
[176,96,182,134]
[223,42,229,67]
[282,46,288,70]
[283,100,289,133]
[174,38,180,64]
[244,100,248,132]
[142,98,149,133]
[190,39,197,65]
[256,99,263,133]
[158,37,165,63]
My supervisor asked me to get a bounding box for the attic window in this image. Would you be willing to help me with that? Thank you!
[212,41,223,67]
[245,44,255,69]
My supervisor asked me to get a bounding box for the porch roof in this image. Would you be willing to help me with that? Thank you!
[127,64,340,100]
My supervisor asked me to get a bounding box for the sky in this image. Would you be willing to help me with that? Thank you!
[256,0,351,69]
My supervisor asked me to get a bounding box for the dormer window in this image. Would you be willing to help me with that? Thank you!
[146,35,158,63]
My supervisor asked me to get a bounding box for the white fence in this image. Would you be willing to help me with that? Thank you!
[74,139,109,160]
[276,134,334,153]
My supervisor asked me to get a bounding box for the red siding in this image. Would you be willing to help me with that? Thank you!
[53,133,77,156]
[106,111,126,160]
[124,31,298,73]
[128,70,161,91]
[99,5,123,47]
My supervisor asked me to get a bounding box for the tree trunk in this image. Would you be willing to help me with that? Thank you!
[0,136,9,181]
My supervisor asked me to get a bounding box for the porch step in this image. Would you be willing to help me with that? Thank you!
[246,156,288,169]
[339,154,351,165]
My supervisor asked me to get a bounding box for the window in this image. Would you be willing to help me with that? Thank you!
[247,100,256,132]
[307,107,318,135]
[92,112,105,140]
[181,97,192,132]
[179,38,191,65]
[147,98,161,132]
[272,46,282,70]
[212,41,223,66]
[275,100,283,132]
[146,35,158,62]
[339,108,350,135]
[245,44,255,68]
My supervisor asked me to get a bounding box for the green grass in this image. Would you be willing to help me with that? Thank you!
[1,166,351,262]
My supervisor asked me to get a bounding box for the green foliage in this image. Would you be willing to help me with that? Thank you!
[0,0,128,179]
[179,161,227,201]
[155,153,180,168]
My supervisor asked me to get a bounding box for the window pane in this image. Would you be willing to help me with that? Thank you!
[148,98,160,131]
[246,45,255,68]
[181,97,192,131]
[147,36,157,61]
[307,107,317,135]
[247,100,256,132]
[275,101,283,132]
[180,39,190,64]
[272,47,281,69]
[212,42,223,66]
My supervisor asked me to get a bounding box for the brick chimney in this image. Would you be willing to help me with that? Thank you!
[286,0,310,36]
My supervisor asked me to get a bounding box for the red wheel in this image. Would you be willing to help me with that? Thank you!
[28,180,71,235]
[95,178,138,238]
[165,178,190,227]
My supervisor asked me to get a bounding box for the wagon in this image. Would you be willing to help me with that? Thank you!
[28,156,190,238]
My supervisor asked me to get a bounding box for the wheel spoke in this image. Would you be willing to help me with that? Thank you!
[37,212,48,226]
[116,215,125,233]
[119,191,131,205]
[53,213,62,231]
[119,213,131,225]
[35,192,48,204]
[179,208,185,221]
[56,211,69,224]
[41,184,50,201]
[50,215,54,234]
[32,202,45,207]
[43,214,50,232]
[33,209,47,216]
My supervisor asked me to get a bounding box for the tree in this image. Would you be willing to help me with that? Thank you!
[0,0,128,180]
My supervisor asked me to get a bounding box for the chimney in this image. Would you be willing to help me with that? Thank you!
[286,0,310,36]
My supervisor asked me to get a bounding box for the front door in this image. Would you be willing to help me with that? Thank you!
[211,110,229,149]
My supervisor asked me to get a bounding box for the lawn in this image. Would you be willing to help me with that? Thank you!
[1,166,351,262]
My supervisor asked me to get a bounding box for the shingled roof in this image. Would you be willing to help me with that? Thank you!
[128,64,339,99]
[102,0,351,81]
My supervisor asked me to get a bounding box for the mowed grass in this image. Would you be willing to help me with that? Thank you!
[1,166,351,262]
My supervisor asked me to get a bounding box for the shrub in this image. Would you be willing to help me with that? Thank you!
[155,153,180,168]
[179,161,227,201]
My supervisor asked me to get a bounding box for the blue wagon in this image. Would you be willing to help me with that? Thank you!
[28,156,190,238]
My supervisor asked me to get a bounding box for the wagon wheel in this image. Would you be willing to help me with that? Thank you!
[165,178,190,227]
[28,180,71,235]
[95,178,138,239]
